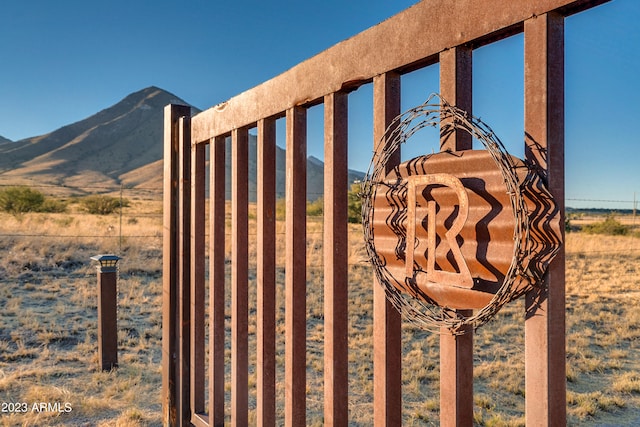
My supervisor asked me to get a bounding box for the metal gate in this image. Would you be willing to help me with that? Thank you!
[163,0,609,425]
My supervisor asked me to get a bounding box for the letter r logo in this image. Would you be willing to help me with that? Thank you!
[405,173,473,289]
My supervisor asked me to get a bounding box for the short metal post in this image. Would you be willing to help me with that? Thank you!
[91,254,121,371]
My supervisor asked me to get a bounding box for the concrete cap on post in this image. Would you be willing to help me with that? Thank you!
[90,254,121,273]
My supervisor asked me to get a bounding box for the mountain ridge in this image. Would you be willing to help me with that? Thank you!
[0,86,193,191]
[0,86,363,199]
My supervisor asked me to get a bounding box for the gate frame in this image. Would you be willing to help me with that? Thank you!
[163,1,610,425]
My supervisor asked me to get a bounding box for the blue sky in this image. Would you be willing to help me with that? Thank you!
[1,0,638,209]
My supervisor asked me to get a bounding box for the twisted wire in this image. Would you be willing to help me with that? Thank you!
[361,94,533,334]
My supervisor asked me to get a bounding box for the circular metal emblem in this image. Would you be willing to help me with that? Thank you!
[361,94,562,333]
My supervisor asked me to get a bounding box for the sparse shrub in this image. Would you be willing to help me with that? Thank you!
[275,197,286,220]
[348,182,363,223]
[0,186,66,213]
[565,212,581,233]
[81,194,129,215]
[307,197,323,216]
[276,197,324,219]
[275,183,363,222]
[581,214,629,236]
[0,186,44,213]
[39,197,68,213]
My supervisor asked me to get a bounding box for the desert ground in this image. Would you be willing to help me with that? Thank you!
[1,195,639,426]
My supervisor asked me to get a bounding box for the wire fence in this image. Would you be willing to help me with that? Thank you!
[1,182,639,257]
[567,197,637,205]
[2,177,636,205]
[566,197,639,215]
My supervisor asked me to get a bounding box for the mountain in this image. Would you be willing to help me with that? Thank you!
[0,135,11,144]
[0,86,364,199]
[0,86,193,192]
[225,138,364,202]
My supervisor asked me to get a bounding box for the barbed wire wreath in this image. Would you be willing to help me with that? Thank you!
[361,93,536,334]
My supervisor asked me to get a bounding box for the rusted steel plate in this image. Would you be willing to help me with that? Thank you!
[191,0,609,143]
[371,149,560,310]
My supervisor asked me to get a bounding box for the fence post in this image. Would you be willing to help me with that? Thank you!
[90,254,121,371]
[163,103,191,427]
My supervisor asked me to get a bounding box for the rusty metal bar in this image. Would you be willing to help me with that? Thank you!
[323,92,349,427]
[190,140,206,418]
[439,315,473,427]
[209,135,226,426]
[191,0,609,143]
[440,46,473,152]
[163,104,190,426]
[524,12,566,426]
[285,106,307,427]
[177,115,192,426]
[257,118,277,427]
[231,127,250,426]
[372,72,402,427]
[438,46,474,427]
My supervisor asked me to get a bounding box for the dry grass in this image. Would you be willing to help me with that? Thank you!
[0,200,162,426]
[1,204,639,425]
